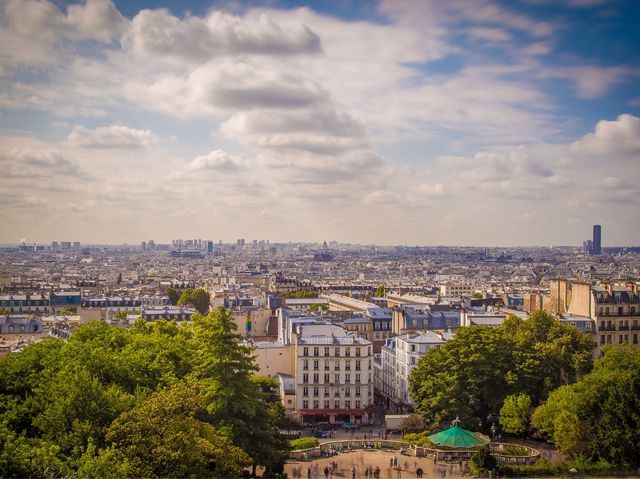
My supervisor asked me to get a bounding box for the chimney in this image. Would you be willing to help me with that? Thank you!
[626,282,638,295]
[603,282,612,294]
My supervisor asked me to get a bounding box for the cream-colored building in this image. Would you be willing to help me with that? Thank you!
[253,341,294,377]
[294,324,374,425]
[548,279,640,357]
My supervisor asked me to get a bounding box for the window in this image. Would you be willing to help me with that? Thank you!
[368,359,372,370]
[313,347,319,357]
[631,307,636,315]
[313,360,319,370]
[324,400,330,409]
[410,344,416,352]
[324,387,330,397]
[356,347,361,357]
[313,387,319,396]
[634,334,638,345]
[345,362,351,371]
[324,373,330,383]
[335,389,340,397]
[345,400,351,410]
[303,347,309,356]
[368,347,372,355]
[355,360,361,371]
[355,387,361,397]
[325,361,330,370]
[335,374,340,383]
[334,362,340,371]
[619,307,624,316]
[355,374,361,383]
[324,347,330,356]
[345,348,351,357]
[345,374,351,383]
[355,400,361,409]
[410,357,416,365]
[345,388,351,397]
[303,360,309,371]
[335,347,340,357]
[303,387,309,397]
[334,400,340,409]
[313,373,319,383]
[303,374,309,383]
[313,400,319,409]
[303,400,309,409]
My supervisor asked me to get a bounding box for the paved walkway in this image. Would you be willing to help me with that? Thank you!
[286,449,469,479]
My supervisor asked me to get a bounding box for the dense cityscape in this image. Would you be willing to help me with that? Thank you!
[1,0,640,477]
[1,225,639,476]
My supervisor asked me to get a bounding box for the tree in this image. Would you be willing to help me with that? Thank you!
[471,444,497,472]
[178,288,210,315]
[374,285,386,297]
[499,393,531,436]
[472,292,483,300]
[101,382,250,478]
[166,287,180,306]
[531,344,640,467]
[189,309,288,476]
[410,311,593,432]
[399,414,425,433]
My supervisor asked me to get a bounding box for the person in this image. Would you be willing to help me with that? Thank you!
[351,466,356,479]
[416,467,423,478]
[308,466,312,479]
[374,466,381,479]
[325,466,330,479]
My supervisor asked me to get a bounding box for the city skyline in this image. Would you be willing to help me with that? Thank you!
[1,0,639,246]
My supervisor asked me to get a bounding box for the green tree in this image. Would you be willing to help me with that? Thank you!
[499,393,531,435]
[190,309,288,476]
[178,288,210,315]
[410,311,593,431]
[101,382,250,478]
[472,292,483,300]
[471,444,497,472]
[374,285,386,297]
[399,413,425,433]
[166,287,180,305]
[531,344,640,467]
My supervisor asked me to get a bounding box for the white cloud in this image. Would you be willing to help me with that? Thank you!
[571,114,640,155]
[67,125,154,149]
[188,149,245,172]
[123,8,321,65]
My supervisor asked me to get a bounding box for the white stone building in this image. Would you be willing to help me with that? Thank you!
[294,324,374,425]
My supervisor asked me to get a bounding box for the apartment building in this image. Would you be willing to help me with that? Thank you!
[294,324,374,425]
[548,279,640,356]
[378,331,450,412]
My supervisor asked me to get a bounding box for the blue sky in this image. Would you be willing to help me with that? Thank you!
[1,0,639,245]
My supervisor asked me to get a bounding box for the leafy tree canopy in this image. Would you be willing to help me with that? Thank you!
[177,288,210,315]
[409,311,593,431]
[0,309,288,477]
[531,344,640,468]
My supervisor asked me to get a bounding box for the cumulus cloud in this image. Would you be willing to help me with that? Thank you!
[571,114,640,155]
[67,125,154,149]
[123,8,321,64]
[188,150,244,172]
[0,149,86,179]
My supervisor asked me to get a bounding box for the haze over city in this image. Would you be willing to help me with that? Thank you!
[1,0,639,246]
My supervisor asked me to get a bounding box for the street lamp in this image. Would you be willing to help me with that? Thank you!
[490,422,496,442]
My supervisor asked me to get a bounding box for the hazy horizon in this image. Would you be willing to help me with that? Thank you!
[1,0,639,246]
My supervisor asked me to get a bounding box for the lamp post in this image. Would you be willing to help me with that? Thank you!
[490,422,496,442]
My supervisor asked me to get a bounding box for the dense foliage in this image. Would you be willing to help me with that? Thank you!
[409,311,593,430]
[0,308,289,477]
[279,290,319,299]
[177,288,211,315]
[289,437,320,450]
[531,344,640,468]
[499,393,532,435]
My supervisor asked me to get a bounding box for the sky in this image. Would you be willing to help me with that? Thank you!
[1,0,639,246]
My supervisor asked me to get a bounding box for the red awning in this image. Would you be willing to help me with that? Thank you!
[299,409,366,415]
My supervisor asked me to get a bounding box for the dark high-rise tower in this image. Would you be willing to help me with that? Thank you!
[592,224,602,255]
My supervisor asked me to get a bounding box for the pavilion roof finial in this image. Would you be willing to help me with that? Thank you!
[451,416,461,427]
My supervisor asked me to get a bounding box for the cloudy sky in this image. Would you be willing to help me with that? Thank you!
[1,0,639,246]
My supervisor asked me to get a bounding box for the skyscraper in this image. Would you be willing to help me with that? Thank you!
[592,224,602,255]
